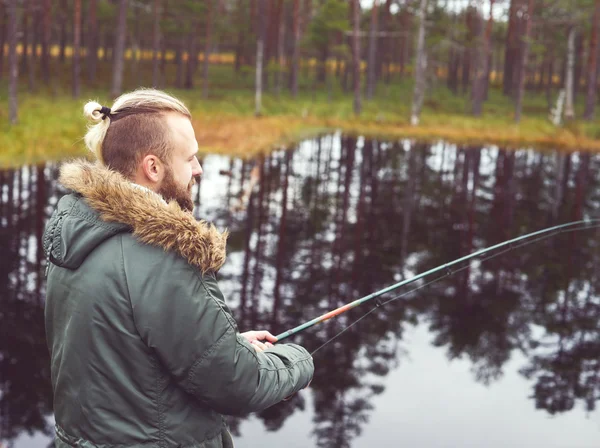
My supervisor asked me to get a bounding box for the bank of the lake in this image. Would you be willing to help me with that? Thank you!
[2,80,600,168]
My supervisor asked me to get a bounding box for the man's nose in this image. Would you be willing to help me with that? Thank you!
[192,157,203,177]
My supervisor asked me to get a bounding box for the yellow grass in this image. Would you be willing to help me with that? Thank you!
[192,115,600,163]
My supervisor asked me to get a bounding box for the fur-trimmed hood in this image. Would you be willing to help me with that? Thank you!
[48,159,227,273]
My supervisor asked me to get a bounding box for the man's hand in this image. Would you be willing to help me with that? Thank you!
[241,330,276,353]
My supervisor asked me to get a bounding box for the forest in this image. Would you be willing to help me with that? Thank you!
[2,0,600,168]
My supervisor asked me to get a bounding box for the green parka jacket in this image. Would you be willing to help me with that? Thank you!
[43,161,314,448]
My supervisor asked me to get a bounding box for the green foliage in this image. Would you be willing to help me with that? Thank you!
[535,0,597,45]
[305,0,349,53]
[161,0,209,40]
[97,0,116,22]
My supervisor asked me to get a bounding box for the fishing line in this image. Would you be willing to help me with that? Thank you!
[307,221,600,355]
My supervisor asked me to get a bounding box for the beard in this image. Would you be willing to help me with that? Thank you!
[158,166,196,213]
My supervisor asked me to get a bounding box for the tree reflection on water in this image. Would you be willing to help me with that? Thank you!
[1,136,599,447]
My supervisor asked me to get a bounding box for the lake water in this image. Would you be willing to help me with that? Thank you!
[1,134,599,447]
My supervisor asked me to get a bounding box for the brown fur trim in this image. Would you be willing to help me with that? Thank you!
[59,159,228,273]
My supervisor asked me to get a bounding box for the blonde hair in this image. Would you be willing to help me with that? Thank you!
[83,88,191,176]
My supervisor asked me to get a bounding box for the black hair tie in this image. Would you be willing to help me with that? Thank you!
[100,106,112,120]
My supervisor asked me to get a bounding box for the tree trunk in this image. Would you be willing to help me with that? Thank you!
[512,13,526,97]
[261,0,274,90]
[546,54,554,110]
[8,0,18,124]
[111,0,128,98]
[483,52,493,99]
[276,7,285,96]
[175,35,185,88]
[0,2,6,79]
[514,0,534,123]
[564,26,576,121]
[319,43,331,85]
[266,0,283,92]
[59,0,68,63]
[87,0,98,83]
[584,0,600,120]
[400,8,411,77]
[342,56,350,91]
[462,48,471,94]
[472,0,492,116]
[23,12,39,92]
[366,0,379,100]
[448,49,460,93]
[573,32,584,101]
[130,9,140,82]
[152,0,160,87]
[30,4,39,67]
[23,1,36,91]
[376,0,391,81]
[234,0,245,73]
[159,42,166,89]
[41,0,51,83]
[351,0,361,115]
[255,0,265,116]
[185,25,197,89]
[246,0,256,69]
[202,0,213,99]
[503,0,519,95]
[537,56,546,91]
[20,1,29,75]
[290,0,300,97]
[302,0,312,37]
[73,0,81,98]
[411,0,428,126]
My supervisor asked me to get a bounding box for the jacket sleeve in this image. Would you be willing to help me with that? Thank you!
[123,246,314,416]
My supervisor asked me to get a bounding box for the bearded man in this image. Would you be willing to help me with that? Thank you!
[43,88,314,447]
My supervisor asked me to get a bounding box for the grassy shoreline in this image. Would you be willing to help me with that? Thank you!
[2,70,600,168]
[194,113,600,161]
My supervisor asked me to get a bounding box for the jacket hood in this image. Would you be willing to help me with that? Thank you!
[43,159,228,273]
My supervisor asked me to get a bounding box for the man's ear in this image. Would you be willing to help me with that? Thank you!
[141,154,165,184]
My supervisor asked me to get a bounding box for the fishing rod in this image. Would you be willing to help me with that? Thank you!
[274,219,600,343]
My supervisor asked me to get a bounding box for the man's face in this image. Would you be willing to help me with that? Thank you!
[158,113,203,212]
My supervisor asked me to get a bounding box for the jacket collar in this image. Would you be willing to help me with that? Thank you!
[59,159,228,273]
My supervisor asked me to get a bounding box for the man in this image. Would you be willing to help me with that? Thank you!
[43,88,314,447]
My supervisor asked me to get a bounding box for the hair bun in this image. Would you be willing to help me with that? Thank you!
[83,101,105,123]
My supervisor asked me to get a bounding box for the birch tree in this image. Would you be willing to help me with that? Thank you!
[564,26,576,120]
[411,0,428,126]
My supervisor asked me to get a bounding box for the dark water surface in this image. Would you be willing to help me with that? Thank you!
[1,135,600,448]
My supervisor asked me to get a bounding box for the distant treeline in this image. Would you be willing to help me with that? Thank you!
[2,0,600,124]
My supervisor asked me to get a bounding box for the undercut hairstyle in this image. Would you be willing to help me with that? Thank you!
[83,88,192,178]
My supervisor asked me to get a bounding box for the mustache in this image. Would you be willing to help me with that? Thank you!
[189,175,201,187]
